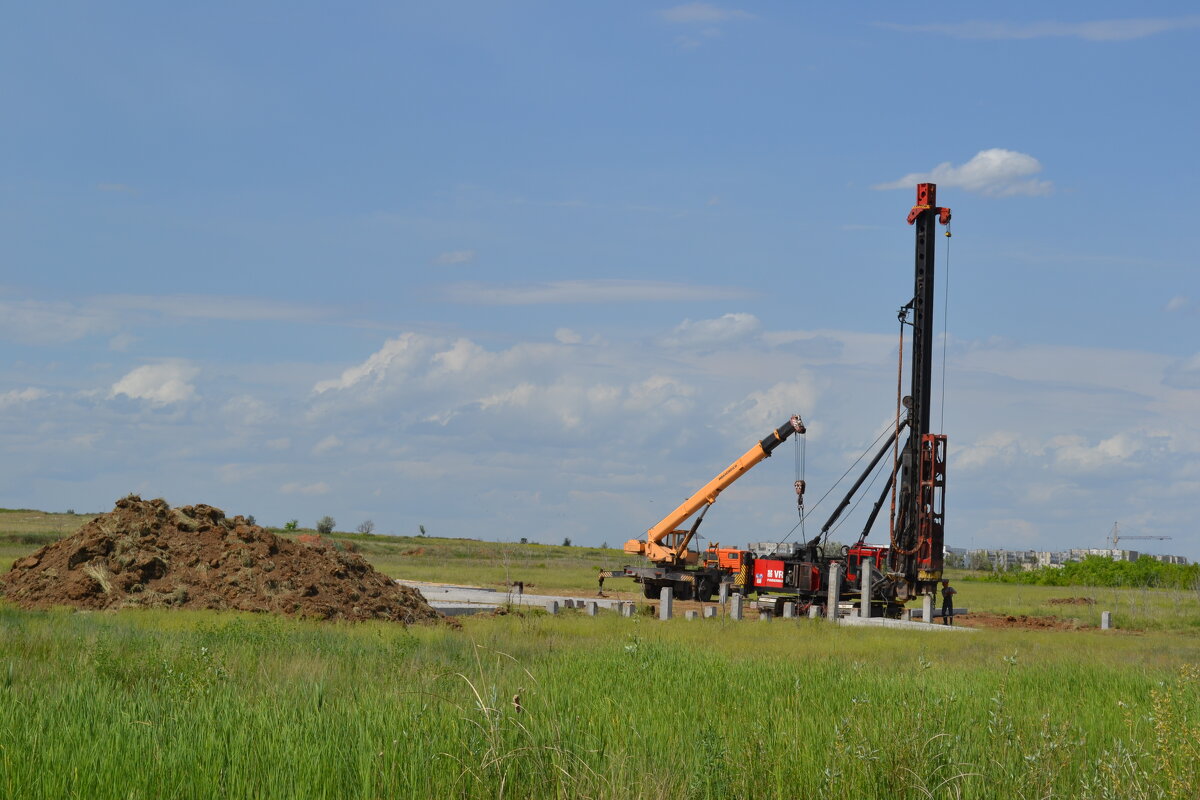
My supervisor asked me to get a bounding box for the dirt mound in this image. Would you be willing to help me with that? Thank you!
[1047,597,1096,606]
[0,496,446,624]
[958,613,1082,630]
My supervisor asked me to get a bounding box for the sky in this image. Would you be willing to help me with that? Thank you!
[2,2,1198,560]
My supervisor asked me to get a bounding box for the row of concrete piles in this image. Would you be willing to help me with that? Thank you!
[541,563,1117,628]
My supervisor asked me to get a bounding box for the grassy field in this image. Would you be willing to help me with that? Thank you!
[0,607,1197,799]
[2,509,1199,798]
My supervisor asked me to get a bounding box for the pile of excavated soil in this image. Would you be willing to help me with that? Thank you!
[1047,597,1096,606]
[957,613,1083,630]
[0,496,446,624]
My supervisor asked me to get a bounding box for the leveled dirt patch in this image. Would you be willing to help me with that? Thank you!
[0,496,446,624]
[957,612,1084,630]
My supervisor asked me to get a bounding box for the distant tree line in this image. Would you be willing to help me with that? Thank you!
[971,555,1199,590]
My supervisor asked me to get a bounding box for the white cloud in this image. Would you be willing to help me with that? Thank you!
[222,395,275,426]
[434,249,476,266]
[312,435,343,455]
[0,299,115,345]
[1164,353,1200,389]
[873,149,1052,197]
[723,379,818,441]
[444,279,753,305]
[1050,432,1150,472]
[662,312,761,348]
[1165,295,1191,313]
[280,481,330,495]
[879,17,1200,42]
[313,332,435,393]
[660,3,754,23]
[96,294,329,322]
[955,431,1043,472]
[555,328,583,345]
[0,387,48,408]
[0,292,332,347]
[110,362,198,405]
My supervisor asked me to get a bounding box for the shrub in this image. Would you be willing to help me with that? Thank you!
[316,516,336,535]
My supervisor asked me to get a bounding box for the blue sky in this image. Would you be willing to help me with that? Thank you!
[2,3,1198,559]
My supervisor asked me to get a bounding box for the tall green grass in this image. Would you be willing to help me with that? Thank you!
[1,606,1197,799]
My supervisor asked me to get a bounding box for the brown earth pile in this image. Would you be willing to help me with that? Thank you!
[1047,597,1096,606]
[0,495,445,624]
[957,613,1083,630]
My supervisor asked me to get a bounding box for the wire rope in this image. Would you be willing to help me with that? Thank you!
[939,223,952,432]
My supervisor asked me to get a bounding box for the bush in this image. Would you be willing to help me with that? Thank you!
[973,555,1200,590]
[316,516,336,535]
[283,520,299,532]
[356,520,375,535]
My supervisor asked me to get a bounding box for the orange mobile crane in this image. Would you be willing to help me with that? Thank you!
[610,415,806,601]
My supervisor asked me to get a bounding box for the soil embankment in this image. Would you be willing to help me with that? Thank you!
[1,495,444,624]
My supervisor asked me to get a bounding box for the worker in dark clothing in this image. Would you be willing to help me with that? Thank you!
[940,579,957,625]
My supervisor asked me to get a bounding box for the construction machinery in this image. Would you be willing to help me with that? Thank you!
[1107,522,1171,551]
[612,415,807,601]
[609,184,952,616]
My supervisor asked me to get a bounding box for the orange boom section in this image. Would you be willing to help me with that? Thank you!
[624,416,805,567]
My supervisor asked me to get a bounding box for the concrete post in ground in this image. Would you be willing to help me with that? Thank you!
[759,609,772,621]
[659,587,673,620]
[685,610,698,620]
[546,600,559,615]
[620,602,634,617]
[861,562,873,619]
[826,563,842,620]
[903,608,913,622]
[921,593,934,624]
[782,602,795,619]
[1101,611,1112,630]
[586,601,598,616]
[730,593,744,621]
[808,604,820,619]
[719,582,729,605]
[703,606,717,619]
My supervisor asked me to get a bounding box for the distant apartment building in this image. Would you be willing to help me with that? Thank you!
[957,546,1189,570]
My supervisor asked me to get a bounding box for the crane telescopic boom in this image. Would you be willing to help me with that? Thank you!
[624,415,805,566]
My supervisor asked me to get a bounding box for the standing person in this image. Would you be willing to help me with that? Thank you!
[940,579,957,625]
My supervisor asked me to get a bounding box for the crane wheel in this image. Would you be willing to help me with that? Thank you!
[642,583,662,600]
[695,581,715,603]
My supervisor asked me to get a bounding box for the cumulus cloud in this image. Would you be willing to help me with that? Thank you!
[555,328,583,345]
[434,250,476,266]
[1050,432,1150,472]
[444,279,754,305]
[873,149,1052,197]
[110,362,198,405]
[879,17,1200,42]
[0,387,48,408]
[662,312,762,348]
[313,333,435,393]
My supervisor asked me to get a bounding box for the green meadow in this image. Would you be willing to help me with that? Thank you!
[1,510,1198,798]
[0,608,1197,800]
